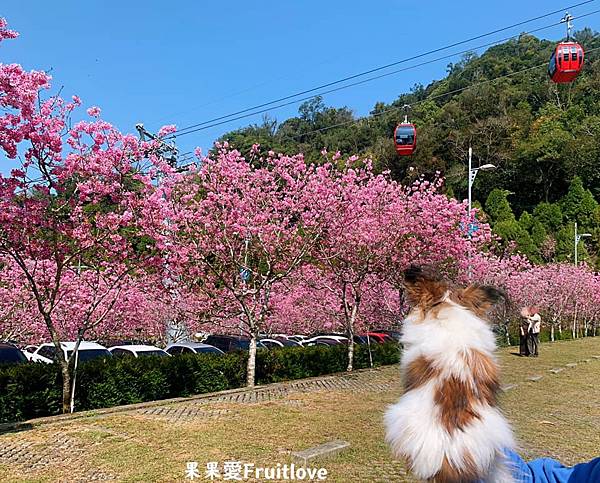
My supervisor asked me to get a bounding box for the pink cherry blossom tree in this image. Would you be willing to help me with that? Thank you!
[310,158,483,370]
[267,267,403,340]
[307,159,401,371]
[503,263,598,342]
[0,262,172,345]
[162,146,333,386]
[0,20,169,412]
[578,273,600,337]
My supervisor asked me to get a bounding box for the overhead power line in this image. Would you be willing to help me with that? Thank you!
[281,45,600,141]
[169,8,600,139]
[170,9,600,140]
[167,0,597,139]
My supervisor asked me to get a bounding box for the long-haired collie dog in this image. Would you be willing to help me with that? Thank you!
[384,266,515,483]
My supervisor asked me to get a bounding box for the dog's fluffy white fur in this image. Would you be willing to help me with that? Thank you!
[384,291,515,482]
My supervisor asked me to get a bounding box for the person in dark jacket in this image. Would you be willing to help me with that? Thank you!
[519,319,530,356]
[519,307,531,356]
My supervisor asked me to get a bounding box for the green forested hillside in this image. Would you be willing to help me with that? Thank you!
[218,30,600,266]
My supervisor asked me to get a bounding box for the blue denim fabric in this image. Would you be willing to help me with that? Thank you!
[504,449,600,483]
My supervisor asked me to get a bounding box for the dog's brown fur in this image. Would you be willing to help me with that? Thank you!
[404,355,440,392]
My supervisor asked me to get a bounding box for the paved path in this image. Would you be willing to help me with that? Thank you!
[134,371,395,424]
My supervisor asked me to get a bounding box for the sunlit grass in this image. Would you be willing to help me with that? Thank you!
[1,337,599,482]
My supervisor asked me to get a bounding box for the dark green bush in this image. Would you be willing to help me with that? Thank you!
[355,340,401,367]
[0,362,62,422]
[256,344,348,383]
[0,342,400,424]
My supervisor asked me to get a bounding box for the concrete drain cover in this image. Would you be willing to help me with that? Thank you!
[292,440,350,465]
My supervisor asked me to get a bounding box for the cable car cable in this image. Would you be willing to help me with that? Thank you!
[167,0,597,138]
[169,8,600,139]
[281,45,600,142]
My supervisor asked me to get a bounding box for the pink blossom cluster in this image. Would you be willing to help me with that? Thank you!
[0,258,172,343]
[0,17,18,43]
[468,252,600,339]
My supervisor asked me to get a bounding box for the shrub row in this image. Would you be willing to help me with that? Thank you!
[0,342,400,424]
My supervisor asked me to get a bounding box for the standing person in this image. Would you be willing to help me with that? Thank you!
[519,307,530,356]
[528,308,541,357]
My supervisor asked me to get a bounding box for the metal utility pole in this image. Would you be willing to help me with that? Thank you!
[561,11,574,40]
[468,146,473,215]
[574,222,592,266]
[467,146,497,217]
[466,146,496,279]
[135,123,179,168]
[136,123,188,343]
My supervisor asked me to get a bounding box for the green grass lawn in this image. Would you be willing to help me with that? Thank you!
[1,337,599,482]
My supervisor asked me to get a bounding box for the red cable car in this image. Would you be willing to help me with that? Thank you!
[394,122,416,156]
[549,12,585,83]
[394,106,416,156]
[549,41,584,83]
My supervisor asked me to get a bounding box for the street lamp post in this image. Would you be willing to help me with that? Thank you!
[574,222,592,266]
[467,146,496,216]
[467,147,496,279]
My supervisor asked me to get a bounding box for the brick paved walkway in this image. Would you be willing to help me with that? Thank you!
[0,431,119,481]
[133,370,396,424]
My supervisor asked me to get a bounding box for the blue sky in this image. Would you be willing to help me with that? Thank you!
[2,1,599,172]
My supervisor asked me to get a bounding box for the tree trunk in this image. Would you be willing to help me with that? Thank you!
[44,313,72,414]
[550,323,555,342]
[346,334,354,372]
[346,303,359,372]
[246,333,257,387]
[60,361,71,414]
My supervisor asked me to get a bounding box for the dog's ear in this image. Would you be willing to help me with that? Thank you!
[453,285,505,317]
[403,265,448,310]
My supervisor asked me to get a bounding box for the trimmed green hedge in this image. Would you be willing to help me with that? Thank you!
[0,342,400,424]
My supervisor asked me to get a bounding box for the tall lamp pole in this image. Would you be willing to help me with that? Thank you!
[467,147,496,216]
[467,147,496,278]
[574,222,592,266]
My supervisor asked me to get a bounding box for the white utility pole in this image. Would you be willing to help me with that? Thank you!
[574,222,592,266]
[467,146,496,217]
[466,146,496,279]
